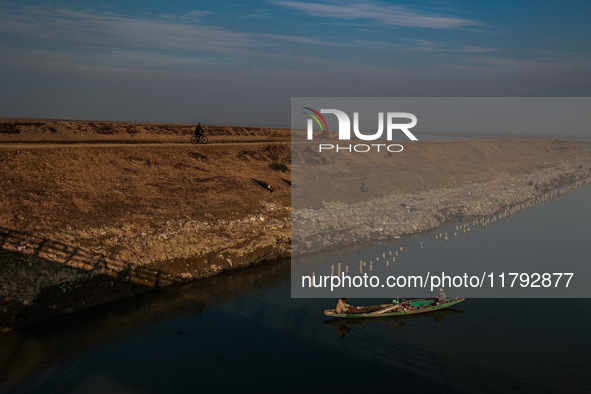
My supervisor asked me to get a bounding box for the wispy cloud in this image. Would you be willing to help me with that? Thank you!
[238,9,273,19]
[462,56,558,70]
[253,33,344,46]
[271,0,482,30]
[352,38,498,56]
[437,55,591,87]
[0,3,340,71]
[404,40,499,54]
[459,46,498,53]
[0,5,257,56]
[403,39,448,53]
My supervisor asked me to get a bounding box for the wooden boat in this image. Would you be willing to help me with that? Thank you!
[324,308,464,327]
[324,298,465,318]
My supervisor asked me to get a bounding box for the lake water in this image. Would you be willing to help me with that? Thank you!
[1,186,590,393]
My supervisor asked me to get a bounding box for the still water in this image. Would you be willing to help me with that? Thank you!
[1,188,591,393]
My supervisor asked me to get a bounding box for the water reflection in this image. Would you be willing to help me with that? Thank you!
[0,258,290,389]
[324,309,464,338]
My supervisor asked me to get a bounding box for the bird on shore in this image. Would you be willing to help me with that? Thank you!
[360,182,368,193]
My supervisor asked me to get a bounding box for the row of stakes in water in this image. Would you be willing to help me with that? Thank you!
[324,178,590,293]
[327,246,404,283]
[434,178,590,242]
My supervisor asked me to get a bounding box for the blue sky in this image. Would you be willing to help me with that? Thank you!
[1,1,590,126]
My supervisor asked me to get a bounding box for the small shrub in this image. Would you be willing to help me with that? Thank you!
[124,125,139,134]
[269,162,288,172]
[95,124,116,134]
[0,124,20,134]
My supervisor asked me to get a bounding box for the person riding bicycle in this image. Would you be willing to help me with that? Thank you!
[194,123,205,139]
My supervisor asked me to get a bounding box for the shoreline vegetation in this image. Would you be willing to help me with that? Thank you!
[1,119,590,330]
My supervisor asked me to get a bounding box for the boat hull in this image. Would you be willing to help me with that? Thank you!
[324,298,465,318]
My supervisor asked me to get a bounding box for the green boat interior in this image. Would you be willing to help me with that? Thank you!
[324,298,465,318]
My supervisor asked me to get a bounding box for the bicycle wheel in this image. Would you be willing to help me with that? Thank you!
[199,135,208,144]
[190,136,198,144]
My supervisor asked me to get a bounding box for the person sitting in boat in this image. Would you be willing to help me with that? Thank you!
[336,297,353,314]
[436,288,447,304]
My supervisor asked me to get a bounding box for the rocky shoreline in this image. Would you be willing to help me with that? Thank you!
[3,165,588,331]
[0,204,290,330]
[0,141,293,331]
[293,164,590,255]
[1,136,590,331]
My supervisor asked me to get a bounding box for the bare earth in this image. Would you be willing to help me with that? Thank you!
[1,119,590,330]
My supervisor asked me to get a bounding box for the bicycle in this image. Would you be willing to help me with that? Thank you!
[190,135,208,144]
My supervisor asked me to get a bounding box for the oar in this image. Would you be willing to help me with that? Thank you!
[368,304,401,315]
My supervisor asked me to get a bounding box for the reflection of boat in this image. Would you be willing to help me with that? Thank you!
[324,308,464,327]
[324,298,465,318]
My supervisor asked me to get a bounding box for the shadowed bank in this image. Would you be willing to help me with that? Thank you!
[0,227,170,329]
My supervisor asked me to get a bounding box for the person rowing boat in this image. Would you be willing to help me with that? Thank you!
[336,297,353,314]
[435,288,447,304]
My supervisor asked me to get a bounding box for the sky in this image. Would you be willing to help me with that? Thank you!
[1,0,590,127]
